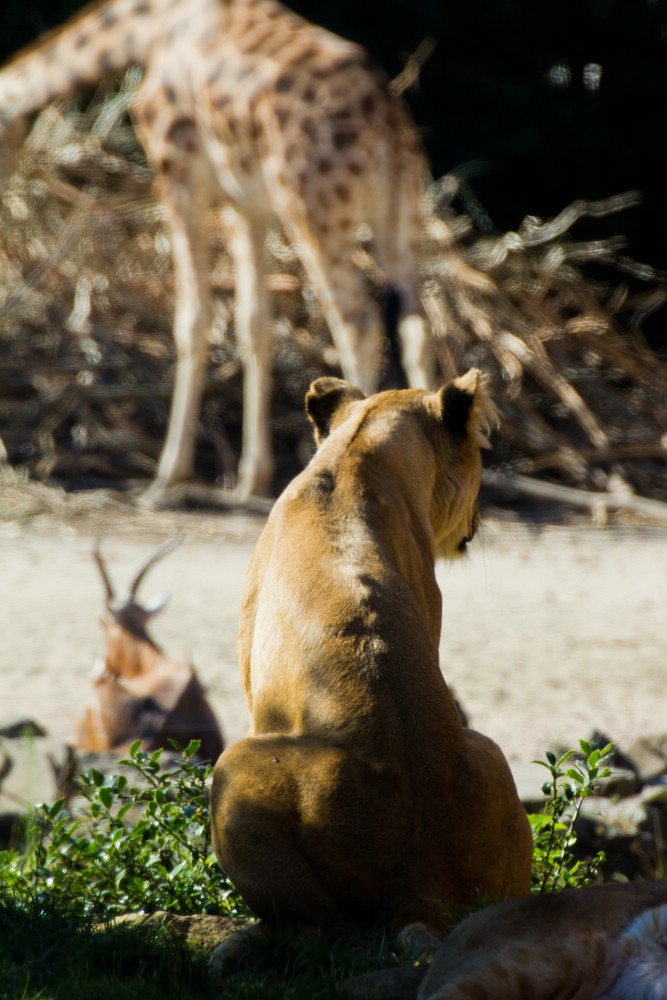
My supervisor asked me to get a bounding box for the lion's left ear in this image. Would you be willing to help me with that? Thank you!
[438,368,497,449]
[305,377,366,445]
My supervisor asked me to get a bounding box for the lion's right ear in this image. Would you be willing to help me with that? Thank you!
[305,378,366,445]
[438,368,497,449]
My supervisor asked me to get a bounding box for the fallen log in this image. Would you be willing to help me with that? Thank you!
[483,470,667,524]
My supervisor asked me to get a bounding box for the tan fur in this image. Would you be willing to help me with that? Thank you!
[75,541,224,761]
[0,0,434,501]
[418,881,667,1000]
[209,369,531,947]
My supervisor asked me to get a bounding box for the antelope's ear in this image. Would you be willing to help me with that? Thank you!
[438,368,497,449]
[143,593,169,617]
[305,377,366,445]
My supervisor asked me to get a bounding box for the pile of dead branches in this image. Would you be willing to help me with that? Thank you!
[1,76,666,508]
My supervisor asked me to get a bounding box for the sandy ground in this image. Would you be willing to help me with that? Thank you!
[0,498,665,766]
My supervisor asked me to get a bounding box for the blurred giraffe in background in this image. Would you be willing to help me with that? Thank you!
[0,0,435,501]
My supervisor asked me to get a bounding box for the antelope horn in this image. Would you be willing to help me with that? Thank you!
[93,541,115,605]
[129,533,182,599]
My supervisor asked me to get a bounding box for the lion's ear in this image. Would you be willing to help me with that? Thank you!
[305,378,366,445]
[438,368,497,449]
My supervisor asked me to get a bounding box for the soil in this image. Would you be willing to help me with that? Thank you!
[1,487,665,766]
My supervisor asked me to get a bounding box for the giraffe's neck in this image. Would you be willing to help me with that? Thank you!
[0,0,368,134]
[0,0,160,119]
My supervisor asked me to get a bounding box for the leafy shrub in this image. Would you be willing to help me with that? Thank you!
[0,741,401,998]
[0,734,621,999]
[529,738,613,894]
[2,737,618,920]
[0,740,247,921]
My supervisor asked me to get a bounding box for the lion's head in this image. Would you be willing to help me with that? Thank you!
[305,368,497,560]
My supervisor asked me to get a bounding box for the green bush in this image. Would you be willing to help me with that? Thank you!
[2,737,616,920]
[0,740,402,998]
[0,737,619,998]
[529,739,613,894]
[0,740,247,921]
[0,740,612,920]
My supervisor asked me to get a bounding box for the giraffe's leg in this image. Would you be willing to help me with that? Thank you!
[155,186,211,491]
[291,225,383,396]
[143,168,212,497]
[371,177,436,390]
[225,208,272,499]
[385,274,435,392]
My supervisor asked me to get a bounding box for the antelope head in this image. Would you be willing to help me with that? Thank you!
[93,534,181,681]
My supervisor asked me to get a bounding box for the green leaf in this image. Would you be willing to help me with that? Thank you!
[117,802,134,822]
[98,786,113,809]
[48,797,66,819]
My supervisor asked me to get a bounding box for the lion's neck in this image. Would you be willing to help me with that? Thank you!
[325,461,443,647]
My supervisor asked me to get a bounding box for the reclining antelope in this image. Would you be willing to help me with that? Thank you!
[0,0,435,502]
[75,536,224,762]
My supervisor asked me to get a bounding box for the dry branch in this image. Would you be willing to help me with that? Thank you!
[1,76,666,509]
[484,470,667,525]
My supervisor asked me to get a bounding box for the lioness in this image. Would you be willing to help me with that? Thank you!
[418,880,667,999]
[210,370,532,943]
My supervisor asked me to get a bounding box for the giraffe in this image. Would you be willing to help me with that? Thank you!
[0,0,435,501]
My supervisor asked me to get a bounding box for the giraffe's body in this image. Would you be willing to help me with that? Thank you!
[0,0,434,498]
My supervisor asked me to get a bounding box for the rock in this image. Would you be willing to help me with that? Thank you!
[623,733,667,783]
[0,735,187,828]
[109,911,242,953]
[0,735,71,816]
[0,812,26,851]
[510,760,550,811]
[596,767,640,799]
[0,718,47,739]
[574,777,667,881]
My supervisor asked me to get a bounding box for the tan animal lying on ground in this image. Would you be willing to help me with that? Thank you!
[75,537,224,763]
[210,370,532,960]
[417,880,667,999]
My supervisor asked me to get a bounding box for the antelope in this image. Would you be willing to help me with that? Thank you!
[75,536,224,762]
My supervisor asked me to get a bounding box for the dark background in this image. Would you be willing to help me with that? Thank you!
[3,0,666,339]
